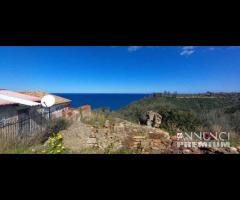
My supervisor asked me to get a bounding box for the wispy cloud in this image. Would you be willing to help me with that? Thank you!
[208,47,215,51]
[112,46,240,55]
[128,46,142,52]
[180,46,196,56]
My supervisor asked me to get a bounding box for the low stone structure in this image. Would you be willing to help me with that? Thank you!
[61,117,240,154]
[60,107,240,154]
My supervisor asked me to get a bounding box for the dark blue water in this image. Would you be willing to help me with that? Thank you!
[54,93,151,110]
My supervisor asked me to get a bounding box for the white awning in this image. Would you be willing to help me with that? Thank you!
[0,94,41,107]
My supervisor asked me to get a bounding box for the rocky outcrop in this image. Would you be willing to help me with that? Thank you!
[139,111,162,128]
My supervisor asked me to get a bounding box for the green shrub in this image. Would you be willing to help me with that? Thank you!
[42,133,66,154]
[48,118,70,136]
[116,94,240,136]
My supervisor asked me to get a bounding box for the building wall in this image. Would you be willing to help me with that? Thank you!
[40,103,69,119]
[0,106,45,138]
[0,106,17,124]
[0,105,25,124]
[0,103,69,124]
[50,104,67,118]
[0,105,44,125]
[0,103,69,138]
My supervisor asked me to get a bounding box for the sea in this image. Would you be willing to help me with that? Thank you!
[54,93,151,111]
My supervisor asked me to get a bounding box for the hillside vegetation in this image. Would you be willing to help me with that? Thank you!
[114,92,240,141]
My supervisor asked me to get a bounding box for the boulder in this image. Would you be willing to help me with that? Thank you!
[229,147,239,154]
[139,111,162,128]
[236,146,240,152]
[183,149,192,154]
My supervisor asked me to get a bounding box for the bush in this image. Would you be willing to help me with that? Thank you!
[116,94,240,136]
[48,118,71,136]
[42,133,66,154]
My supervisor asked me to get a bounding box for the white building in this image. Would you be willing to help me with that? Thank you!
[0,89,71,136]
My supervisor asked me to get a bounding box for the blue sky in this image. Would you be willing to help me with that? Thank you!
[0,46,240,93]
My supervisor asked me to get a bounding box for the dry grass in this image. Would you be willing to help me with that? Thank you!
[81,110,108,127]
[230,132,240,147]
[0,130,48,153]
[210,124,240,147]
[0,118,74,154]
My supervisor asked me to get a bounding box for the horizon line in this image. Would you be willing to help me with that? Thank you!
[51,91,240,94]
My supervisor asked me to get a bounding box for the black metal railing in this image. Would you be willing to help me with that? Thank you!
[0,112,50,139]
